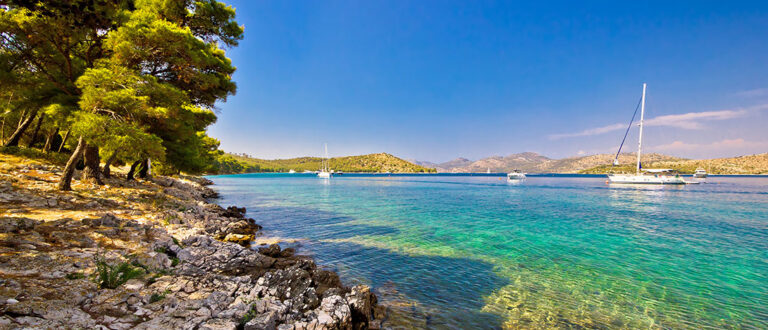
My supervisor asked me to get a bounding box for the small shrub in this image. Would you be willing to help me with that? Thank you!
[171,236,181,247]
[154,246,179,267]
[94,256,145,289]
[238,306,259,329]
[146,273,161,285]
[66,272,85,280]
[149,289,171,303]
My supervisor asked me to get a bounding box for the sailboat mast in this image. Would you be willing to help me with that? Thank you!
[324,143,329,172]
[636,83,647,174]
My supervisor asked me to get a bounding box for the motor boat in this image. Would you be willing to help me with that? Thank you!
[693,168,708,178]
[507,170,526,180]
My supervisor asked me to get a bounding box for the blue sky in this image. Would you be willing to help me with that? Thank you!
[210,0,768,162]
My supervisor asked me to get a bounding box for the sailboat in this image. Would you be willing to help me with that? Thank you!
[607,83,686,184]
[318,143,331,179]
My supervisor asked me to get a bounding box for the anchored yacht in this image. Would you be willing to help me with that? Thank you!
[318,144,331,179]
[607,83,686,185]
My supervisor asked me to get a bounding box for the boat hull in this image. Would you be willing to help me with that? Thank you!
[317,172,331,179]
[693,173,708,178]
[607,174,686,184]
[507,174,526,180]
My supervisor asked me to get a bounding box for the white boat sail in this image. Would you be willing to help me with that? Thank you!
[318,143,331,179]
[607,83,686,185]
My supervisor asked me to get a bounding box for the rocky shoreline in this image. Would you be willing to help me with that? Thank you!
[0,153,381,329]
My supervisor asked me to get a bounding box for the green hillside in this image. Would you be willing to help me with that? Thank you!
[212,152,437,174]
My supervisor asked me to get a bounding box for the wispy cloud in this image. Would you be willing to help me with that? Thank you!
[549,123,625,140]
[735,88,768,98]
[648,138,768,158]
[549,109,748,140]
[643,109,747,129]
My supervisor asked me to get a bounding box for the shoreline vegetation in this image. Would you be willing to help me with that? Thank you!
[0,149,382,329]
[212,152,436,174]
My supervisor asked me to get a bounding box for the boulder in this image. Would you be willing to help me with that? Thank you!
[223,233,255,247]
[244,311,278,330]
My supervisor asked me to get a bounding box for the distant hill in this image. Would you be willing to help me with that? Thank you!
[542,153,684,173]
[434,152,553,173]
[212,152,436,174]
[581,153,768,174]
[415,151,768,174]
[434,158,473,172]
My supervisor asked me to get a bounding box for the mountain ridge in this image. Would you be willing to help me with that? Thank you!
[418,152,768,174]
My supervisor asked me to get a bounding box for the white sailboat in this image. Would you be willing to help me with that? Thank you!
[607,83,686,184]
[318,143,331,179]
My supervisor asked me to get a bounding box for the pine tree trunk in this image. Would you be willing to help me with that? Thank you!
[43,127,59,153]
[0,116,5,144]
[137,158,150,179]
[57,130,70,152]
[102,152,117,178]
[4,111,36,147]
[127,160,142,181]
[58,136,85,191]
[82,143,103,185]
[17,109,26,128]
[26,113,44,148]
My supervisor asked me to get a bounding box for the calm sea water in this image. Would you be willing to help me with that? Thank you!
[208,174,768,329]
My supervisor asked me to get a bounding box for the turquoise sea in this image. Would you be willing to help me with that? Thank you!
[208,174,768,329]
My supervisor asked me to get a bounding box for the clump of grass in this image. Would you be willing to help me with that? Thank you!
[154,247,169,254]
[238,306,259,330]
[94,256,145,289]
[131,259,151,272]
[154,246,180,267]
[149,289,171,303]
[171,236,182,247]
[146,273,161,285]
[66,272,85,280]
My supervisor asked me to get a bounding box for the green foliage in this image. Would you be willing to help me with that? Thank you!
[93,256,145,289]
[65,272,86,280]
[211,152,437,174]
[149,289,171,303]
[1,0,242,175]
[154,245,180,267]
[238,305,260,329]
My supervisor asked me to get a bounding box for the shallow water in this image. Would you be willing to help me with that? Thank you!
[209,174,768,329]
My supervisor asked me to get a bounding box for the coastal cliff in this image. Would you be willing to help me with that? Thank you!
[0,152,380,329]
